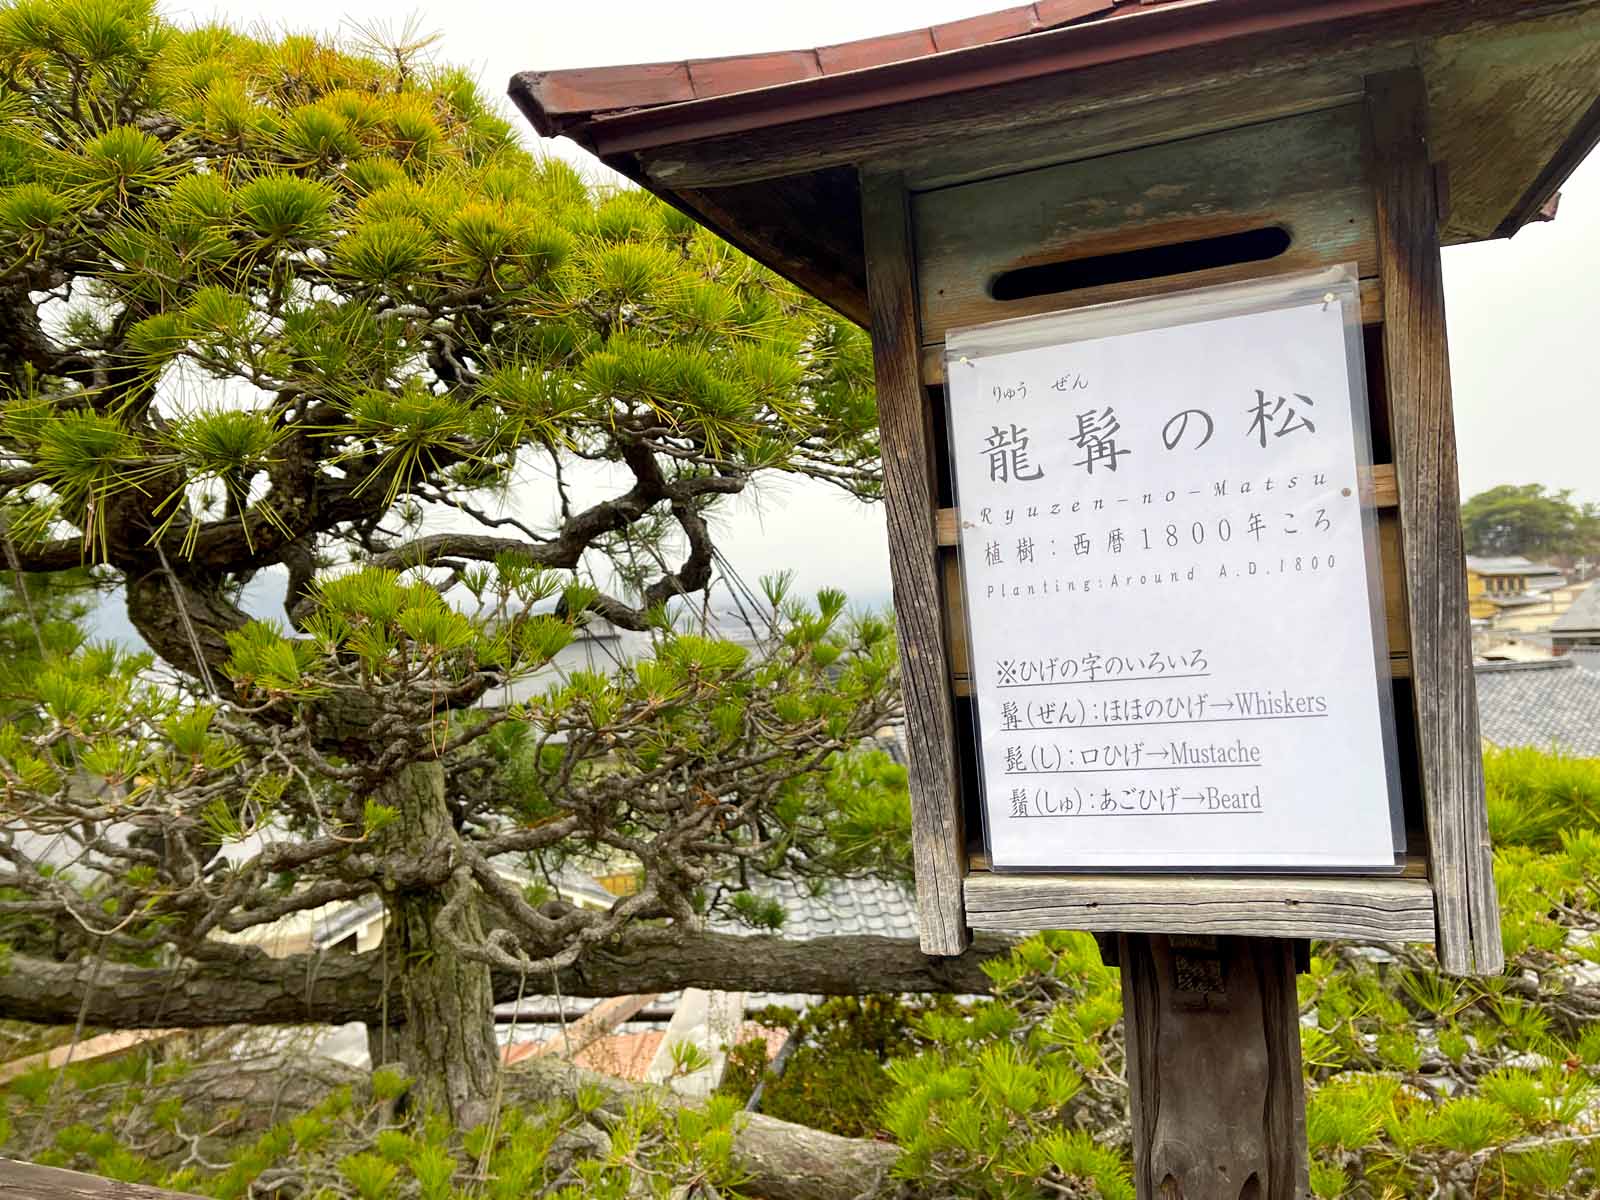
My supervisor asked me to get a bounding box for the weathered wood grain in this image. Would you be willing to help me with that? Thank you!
[1423,6,1600,240]
[642,60,1376,190]
[860,170,969,956]
[966,872,1436,943]
[1365,69,1502,977]
[1120,935,1310,1200]
[674,170,868,326]
[0,1160,203,1200]
[1377,513,1412,681]
[913,106,1375,345]
[939,550,967,696]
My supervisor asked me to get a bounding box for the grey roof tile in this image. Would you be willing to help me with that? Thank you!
[1475,658,1600,757]
[717,874,917,942]
[1569,646,1600,672]
[1552,580,1600,634]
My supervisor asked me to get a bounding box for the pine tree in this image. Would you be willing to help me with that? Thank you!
[0,0,924,1125]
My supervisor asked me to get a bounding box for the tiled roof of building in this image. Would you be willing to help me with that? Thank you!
[501,872,922,1059]
[720,873,921,1011]
[1568,646,1600,673]
[1467,555,1543,574]
[741,874,920,943]
[1487,594,1544,609]
[1552,580,1600,635]
[1475,658,1600,758]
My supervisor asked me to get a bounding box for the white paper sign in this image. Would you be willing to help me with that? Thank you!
[947,277,1399,871]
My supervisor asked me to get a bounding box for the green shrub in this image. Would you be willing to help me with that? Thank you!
[718,993,959,1137]
[880,932,1129,1198]
[1484,744,1600,848]
[863,745,1600,1196]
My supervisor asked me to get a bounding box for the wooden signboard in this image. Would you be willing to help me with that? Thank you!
[514,3,1600,1195]
[860,76,1504,978]
[852,72,1503,1198]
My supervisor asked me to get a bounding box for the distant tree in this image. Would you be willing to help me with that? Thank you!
[1460,484,1600,560]
[0,0,1001,1129]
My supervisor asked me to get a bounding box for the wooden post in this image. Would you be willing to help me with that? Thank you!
[1364,68,1502,977]
[1120,934,1310,1200]
[859,169,969,956]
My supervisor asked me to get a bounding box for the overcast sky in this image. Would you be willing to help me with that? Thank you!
[168,0,1599,612]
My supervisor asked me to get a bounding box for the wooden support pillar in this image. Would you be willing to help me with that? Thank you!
[1119,934,1309,1200]
[860,168,969,956]
[1364,68,1502,976]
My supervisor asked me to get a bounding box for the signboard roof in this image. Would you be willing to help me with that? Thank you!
[511,0,1600,324]
[516,0,1166,135]
[514,0,1468,144]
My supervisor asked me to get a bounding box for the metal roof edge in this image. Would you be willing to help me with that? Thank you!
[511,0,1445,157]
[508,0,1116,140]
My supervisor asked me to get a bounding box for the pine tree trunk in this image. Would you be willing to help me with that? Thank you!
[376,759,500,1129]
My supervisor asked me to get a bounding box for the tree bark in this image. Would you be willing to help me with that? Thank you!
[0,1159,208,1200]
[122,570,248,693]
[0,932,1011,1029]
[504,1057,901,1200]
[372,760,501,1129]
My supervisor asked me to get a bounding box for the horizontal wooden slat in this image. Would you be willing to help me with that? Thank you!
[963,870,1436,943]
[967,849,1428,877]
[913,106,1376,345]
[635,56,1383,192]
[920,278,1383,384]
[900,71,1367,193]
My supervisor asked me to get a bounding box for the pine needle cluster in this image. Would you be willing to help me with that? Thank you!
[0,0,905,1124]
[712,746,1600,1199]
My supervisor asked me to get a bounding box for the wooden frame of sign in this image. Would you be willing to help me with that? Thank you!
[854,70,1503,1196]
[864,69,1501,980]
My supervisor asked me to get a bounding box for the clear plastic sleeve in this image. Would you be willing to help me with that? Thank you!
[943,264,1405,874]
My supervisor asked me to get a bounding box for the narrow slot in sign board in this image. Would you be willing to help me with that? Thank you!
[946,266,1403,872]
